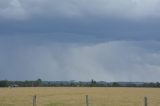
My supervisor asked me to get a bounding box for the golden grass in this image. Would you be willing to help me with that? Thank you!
[0,87,160,106]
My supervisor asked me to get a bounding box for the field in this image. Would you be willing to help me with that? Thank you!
[0,87,160,106]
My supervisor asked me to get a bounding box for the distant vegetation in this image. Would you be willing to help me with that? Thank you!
[0,79,160,87]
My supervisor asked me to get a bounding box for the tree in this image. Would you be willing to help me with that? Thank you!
[90,79,97,87]
[156,82,160,87]
[0,80,9,87]
[112,82,120,87]
[35,78,43,87]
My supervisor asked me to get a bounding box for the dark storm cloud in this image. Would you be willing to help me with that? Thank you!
[1,0,160,20]
[1,0,160,81]
[0,0,160,41]
[1,18,160,42]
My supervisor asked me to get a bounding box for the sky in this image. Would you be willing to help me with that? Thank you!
[1,0,160,82]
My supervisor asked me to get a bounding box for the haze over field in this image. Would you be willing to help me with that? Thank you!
[0,0,160,81]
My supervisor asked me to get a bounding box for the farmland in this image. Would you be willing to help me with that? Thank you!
[0,87,160,106]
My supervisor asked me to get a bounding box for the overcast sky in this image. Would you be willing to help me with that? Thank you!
[1,0,160,82]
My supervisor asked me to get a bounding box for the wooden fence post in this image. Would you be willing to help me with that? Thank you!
[144,96,147,106]
[33,95,37,106]
[86,95,89,106]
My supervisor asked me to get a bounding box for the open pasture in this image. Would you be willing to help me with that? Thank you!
[0,87,160,106]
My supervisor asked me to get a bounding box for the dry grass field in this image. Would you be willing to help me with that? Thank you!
[0,87,160,106]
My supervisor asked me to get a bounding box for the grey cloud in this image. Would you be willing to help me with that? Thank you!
[1,0,160,82]
[0,0,28,20]
[1,0,160,20]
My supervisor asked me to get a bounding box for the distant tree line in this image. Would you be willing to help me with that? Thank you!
[0,80,9,87]
[0,79,160,87]
[0,79,42,87]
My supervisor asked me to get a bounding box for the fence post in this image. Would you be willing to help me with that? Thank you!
[86,95,89,106]
[144,96,147,106]
[33,95,37,106]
